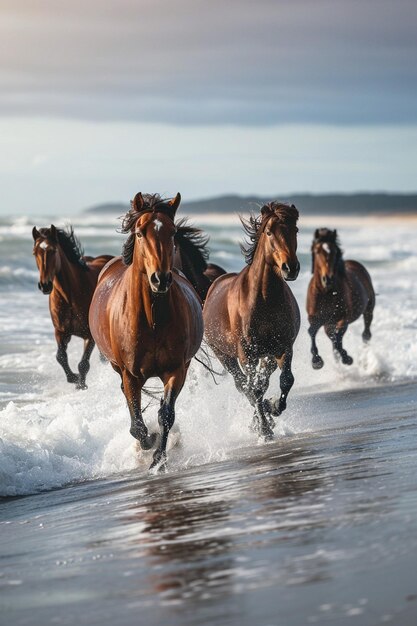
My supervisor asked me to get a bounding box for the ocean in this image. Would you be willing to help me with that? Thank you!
[1,211,416,625]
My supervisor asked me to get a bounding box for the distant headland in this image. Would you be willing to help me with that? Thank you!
[84,193,417,216]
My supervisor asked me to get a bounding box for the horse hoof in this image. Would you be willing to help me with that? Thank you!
[67,374,79,384]
[362,332,371,343]
[312,357,324,370]
[342,355,353,366]
[258,429,274,443]
[76,381,88,390]
[130,430,158,450]
[149,453,167,473]
[264,398,280,417]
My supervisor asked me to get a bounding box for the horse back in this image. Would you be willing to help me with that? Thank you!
[345,260,374,298]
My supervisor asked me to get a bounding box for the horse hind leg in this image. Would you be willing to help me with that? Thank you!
[55,331,79,384]
[76,338,95,390]
[149,365,188,473]
[362,300,374,343]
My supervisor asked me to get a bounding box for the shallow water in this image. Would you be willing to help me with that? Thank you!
[1,381,417,625]
[1,212,417,624]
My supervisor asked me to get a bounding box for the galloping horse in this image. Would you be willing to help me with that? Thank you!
[32,225,113,389]
[307,228,375,369]
[174,219,226,302]
[203,202,300,440]
[89,193,204,471]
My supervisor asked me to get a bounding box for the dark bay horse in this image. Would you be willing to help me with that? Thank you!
[306,228,375,369]
[174,218,226,302]
[203,202,300,440]
[32,225,112,389]
[89,193,204,471]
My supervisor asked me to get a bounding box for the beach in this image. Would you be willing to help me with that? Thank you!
[1,212,416,624]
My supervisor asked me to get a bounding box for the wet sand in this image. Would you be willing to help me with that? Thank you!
[1,381,417,626]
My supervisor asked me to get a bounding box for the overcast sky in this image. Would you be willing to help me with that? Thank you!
[1,0,417,214]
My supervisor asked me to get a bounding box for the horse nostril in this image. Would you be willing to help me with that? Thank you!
[282,263,290,274]
[150,272,160,286]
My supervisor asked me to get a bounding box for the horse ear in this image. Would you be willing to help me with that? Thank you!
[32,226,40,241]
[333,229,337,240]
[132,192,144,212]
[50,224,58,241]
[311,252,315,274]
[261,204,273,217]
[314,229,320,240]
[169,193,181,213]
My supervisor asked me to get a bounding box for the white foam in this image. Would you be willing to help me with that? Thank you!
[1,215,417,496]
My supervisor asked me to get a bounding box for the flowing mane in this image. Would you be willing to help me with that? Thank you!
[121,193,177,266]
[174,218,209,274]
[38,226,88,270]
[311,228,345,275]
[240,201,299,265]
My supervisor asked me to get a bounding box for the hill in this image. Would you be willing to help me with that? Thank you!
[84,193,417,216]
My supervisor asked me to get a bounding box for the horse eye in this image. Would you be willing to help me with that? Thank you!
[136,231,143,239]
[266,230,272,237]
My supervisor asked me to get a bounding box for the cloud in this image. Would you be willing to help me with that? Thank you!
[1,0,417,125]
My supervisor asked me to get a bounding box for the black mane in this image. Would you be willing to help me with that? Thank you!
[39,226,87,270]
[121,193,176,266]
[174,218,209,274]
[240,201,299,265]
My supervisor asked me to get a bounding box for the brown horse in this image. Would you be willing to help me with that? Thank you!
[89,193,204,471]
[32,225,113,389]
[203,202,300,440]
[173,219,226,302]
[306,228,375,369]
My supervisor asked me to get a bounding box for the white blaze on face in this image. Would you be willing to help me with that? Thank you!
[322,243,331,255]
[153,218,163,232]
[39,241,49,250]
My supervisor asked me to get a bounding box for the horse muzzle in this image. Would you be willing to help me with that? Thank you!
[149,271,173,294]
[38,281,53,294]
[281,261,300,282]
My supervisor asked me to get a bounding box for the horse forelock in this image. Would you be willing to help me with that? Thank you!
[121,194,176,235]
[262,201,299,225]
[240,201,299,265]
[311,228,344,275]
[121,194,177,266]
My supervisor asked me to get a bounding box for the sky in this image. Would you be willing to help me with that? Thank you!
[1,0,417,215]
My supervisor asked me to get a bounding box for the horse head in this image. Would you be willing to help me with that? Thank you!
[32,224,60,294]
[122,193,181,294]
[259,202,300,281]
[311,228,344,291]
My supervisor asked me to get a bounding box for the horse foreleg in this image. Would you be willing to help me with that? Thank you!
[362,300,374,343]
[149,365,188,472]
[246,358,275,440]
[122,370,158,450]
[326,323,353,365]
[270,350,295,417]
[76,338,95,390]
[55,331,78,384]
[308,321,324,369]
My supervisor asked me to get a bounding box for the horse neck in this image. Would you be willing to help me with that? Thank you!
[52,248,83,304]
[245,241,286,303]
